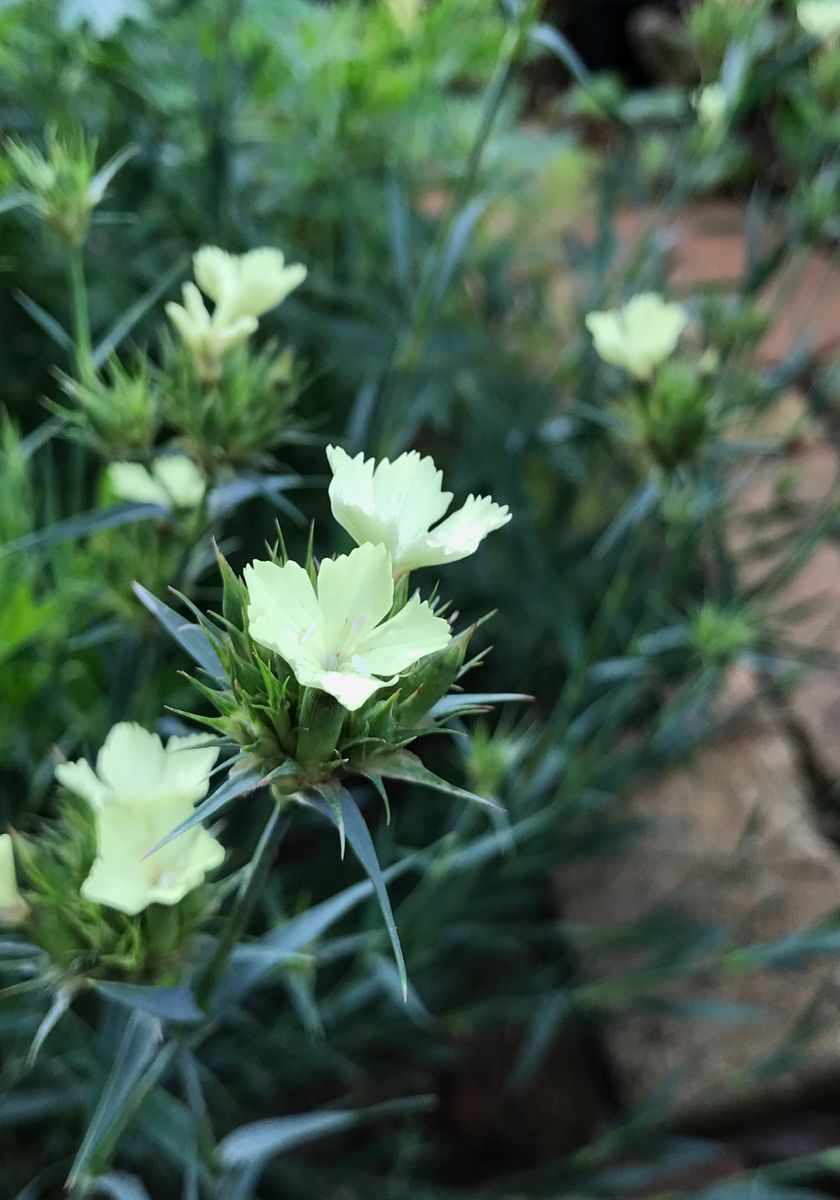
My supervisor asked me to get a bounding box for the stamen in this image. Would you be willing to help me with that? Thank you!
[301,623,318,645]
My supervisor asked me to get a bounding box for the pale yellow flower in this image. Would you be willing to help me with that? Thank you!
[586,293,688,380]
[166,245,306,379]
[326,446,511,578]
[56,723,223,916]
[0,834,27,925]
[107,453,206,511]
[695,83,728,130]
[798,0,840,40]
[246,542,451,712]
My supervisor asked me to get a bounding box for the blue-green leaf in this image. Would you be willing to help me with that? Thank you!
[95,982,203,1025]
[303,788,408,1000]
[67,1011,168,1188]
[132,583,225,679]
[373,750,503,812]
[1,503,163,556]
[219,1095,434,1172]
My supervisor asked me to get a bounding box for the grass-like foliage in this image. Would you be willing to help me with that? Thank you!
[1,1,839,1198]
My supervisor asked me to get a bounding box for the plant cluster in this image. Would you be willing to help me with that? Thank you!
[1,2,840,1199]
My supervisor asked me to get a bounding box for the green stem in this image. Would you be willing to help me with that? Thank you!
[196,802,282,1009]
[377,0,538,454]
[67,245,92,378]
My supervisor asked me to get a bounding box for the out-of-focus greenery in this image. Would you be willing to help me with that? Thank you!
[2,1,840,1199]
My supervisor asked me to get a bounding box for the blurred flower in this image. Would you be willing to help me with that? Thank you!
[55,723,223,916]
[798,0,840,40]
[193,246,307,325]
[0,834,27,926]
[107,453,206,511]
[165,283,256,381]
[326,446,511,577]
[246,542,451,711]
[586,293,689,380]
[382,0,422,34]
[166,246,306,381]
[694,82,728,130]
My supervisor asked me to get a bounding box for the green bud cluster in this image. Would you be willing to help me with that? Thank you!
[626,363,717,471]
[688,601,758,666]
[52,356,160,457]
[12,801,213,981]
[179,543,477,793]
[160,337,302,472]
[4,130,133,249]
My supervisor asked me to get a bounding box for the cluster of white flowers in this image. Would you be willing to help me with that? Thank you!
[30,447,509,919]
[246,447,510,712]
[166,245,306,380]
[586,293,688,381]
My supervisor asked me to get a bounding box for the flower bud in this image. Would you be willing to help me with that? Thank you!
[396,625,473,727]
[0,834,27,926]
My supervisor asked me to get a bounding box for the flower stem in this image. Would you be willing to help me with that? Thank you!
[377,0,539,454]
[67,244,92,379]
[196,801,282,1009]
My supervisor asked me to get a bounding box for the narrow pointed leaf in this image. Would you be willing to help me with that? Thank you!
[429,692,532,718]
[219,1095,434,1171]
[67,1011,166,1188]
[94,982,203,1024]
[132,583,225,679]
[2,504,163,556]
[14,289,73,351]
[91,1173,152,1200]
[144,763,264,857]
[92,258,185,367]
[214,851,423,1008]
[373,750,503,812]
[304,788,408,999]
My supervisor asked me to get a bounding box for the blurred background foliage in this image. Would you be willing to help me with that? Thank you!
[3,0,840,1197]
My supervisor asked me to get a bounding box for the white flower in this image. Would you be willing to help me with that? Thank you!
[245,542,451,712]
[166,281,257,377]
[55,723,224,916]
[585,293,689,381]
[107,453,206,511]
[694,83,728,131]
[326,446,511,578]
[0,834,27,925]
[798,0,840,40]
[166,245,306,379]
[193,246,307,325]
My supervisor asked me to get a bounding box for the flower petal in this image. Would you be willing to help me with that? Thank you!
[355,593,451,676]
[246,558,323,664]
[151,455,206,509]
[106,462,168,508]
[316,543,394,653]
[326,446,392,549]
[54,758,107,809]
[372,451,452,545]
[315,669,387,712]
[81,856,151,916]
[162,734,220,799]
[193,246,234,305]
[95,723,168,799]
